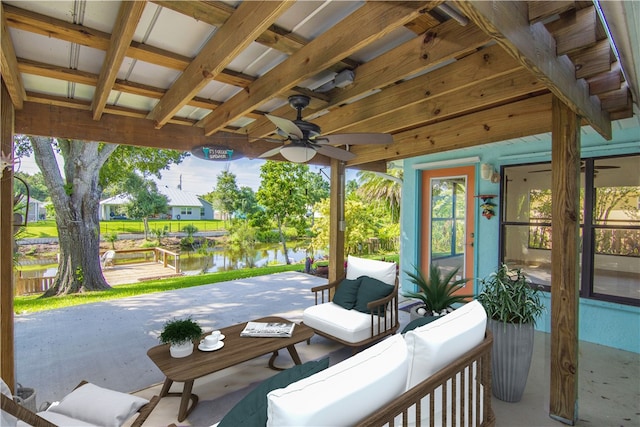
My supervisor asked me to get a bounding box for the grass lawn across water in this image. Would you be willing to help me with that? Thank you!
[14,264,304,314]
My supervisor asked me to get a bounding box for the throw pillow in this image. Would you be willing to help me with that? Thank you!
[218,357,330,427]
[47,382,149,427]
[331,278,361,310]
[354,276,394,314]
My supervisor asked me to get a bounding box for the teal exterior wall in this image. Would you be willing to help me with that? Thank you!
[400,119,640,353]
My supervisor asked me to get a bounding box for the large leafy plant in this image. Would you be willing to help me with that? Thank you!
[477,264,544,324]
[403,263,472,315]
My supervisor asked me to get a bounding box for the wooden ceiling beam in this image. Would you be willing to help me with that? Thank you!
[0,6,25,109]
[528,1,575,24]
[92,1,145,120]
[152,0,360,72]
[312,44,520,135]
[17,58,266,121]
[587,62,622,95]
[147,1,292,128]
[246,15,486,138]
[13,102,276,155]
[341,68,545,136]
[199,2,442,135]
[455,0,611,140]
[545,6,597,56]
[2,3,254,88]
[599,85,631,112]
[346,94,553,166]
[570,39,612,79]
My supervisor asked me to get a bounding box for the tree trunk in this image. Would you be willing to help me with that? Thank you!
[276,216,290,265]
[30,137,117,296]
[143,217,150,240]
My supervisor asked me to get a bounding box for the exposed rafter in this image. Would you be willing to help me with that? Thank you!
[199,1,441,135]
[0,5,25,109]
[92,1,146,120]
[147,1,292,128]
[455,0,611,139]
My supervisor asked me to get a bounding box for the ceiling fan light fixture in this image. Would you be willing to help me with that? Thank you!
[280,145,316,163]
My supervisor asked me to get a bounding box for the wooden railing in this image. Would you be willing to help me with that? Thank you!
[153,247,180,273]
[14,273,56,296]
[14,247,181,295]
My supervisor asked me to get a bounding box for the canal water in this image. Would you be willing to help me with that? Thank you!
[18,243,323,278]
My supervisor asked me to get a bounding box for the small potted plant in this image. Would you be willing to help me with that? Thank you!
[477,264,545,402]
[159,317,203,358]
[403,263,472,322]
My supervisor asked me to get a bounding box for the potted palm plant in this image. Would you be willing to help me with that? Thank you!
[403,263,472,322]
[477,264,545,402]
[159,317,203,358]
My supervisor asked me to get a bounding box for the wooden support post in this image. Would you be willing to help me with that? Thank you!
[328,159,345,287]
[550,95,581,425]
[1,82,16,391]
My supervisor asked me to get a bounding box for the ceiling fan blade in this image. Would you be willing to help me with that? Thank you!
[314,145,356,161]
[315,133,392,146]
[258,146,283,158]
[265,114,303,139]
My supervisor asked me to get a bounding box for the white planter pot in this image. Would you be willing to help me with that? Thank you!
[169,341,194,358]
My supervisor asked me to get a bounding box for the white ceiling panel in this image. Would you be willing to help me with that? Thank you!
[76,46,107,75]
[275,1,363,40]
[176,105,211,121]
[197,81,243,103]
[242,47,289,78]
[121,61,181,90]
[225,43,273,76]
[113,92,158,112]
[81,1,120,33]
[349,27,416,63]
[22,75,69,98]
[3,0,75,22]
[72,83,96,102]
[258,98,289,114]
[140,6,215,58]
[9,29,71,68]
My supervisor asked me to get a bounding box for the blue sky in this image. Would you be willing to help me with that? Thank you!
[18,152,356,196]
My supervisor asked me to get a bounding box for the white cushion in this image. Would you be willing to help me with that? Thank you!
[1,378,17,427]
[346,255,396,285]
[266,334,408,426]
[303,302,392,344]
[404,300,487,390]
[47,383,149,427]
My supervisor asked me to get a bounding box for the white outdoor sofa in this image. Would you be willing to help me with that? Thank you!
[213,299,495,427]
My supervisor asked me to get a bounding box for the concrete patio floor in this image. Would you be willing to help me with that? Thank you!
[13,272,639,426]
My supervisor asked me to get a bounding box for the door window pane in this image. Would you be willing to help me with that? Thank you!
[430,177,466,277]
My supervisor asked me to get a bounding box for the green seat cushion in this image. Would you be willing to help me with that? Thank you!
[218,358,330,427]
[402,315,440,334]
[332,278,362,310]
[353,275,394,314]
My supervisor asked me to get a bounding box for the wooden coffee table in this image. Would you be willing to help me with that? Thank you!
[147,316,314,422]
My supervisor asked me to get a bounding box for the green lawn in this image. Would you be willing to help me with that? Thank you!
[14,263,304,314]
[19,219,225,239]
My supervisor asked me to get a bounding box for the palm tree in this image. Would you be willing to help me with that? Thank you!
[356,167,403,222]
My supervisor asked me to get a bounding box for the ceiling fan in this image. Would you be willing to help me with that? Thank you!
[258,95,392,163]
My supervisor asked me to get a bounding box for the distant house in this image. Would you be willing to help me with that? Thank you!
[99,188,214,220]
[26,198,47,222]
